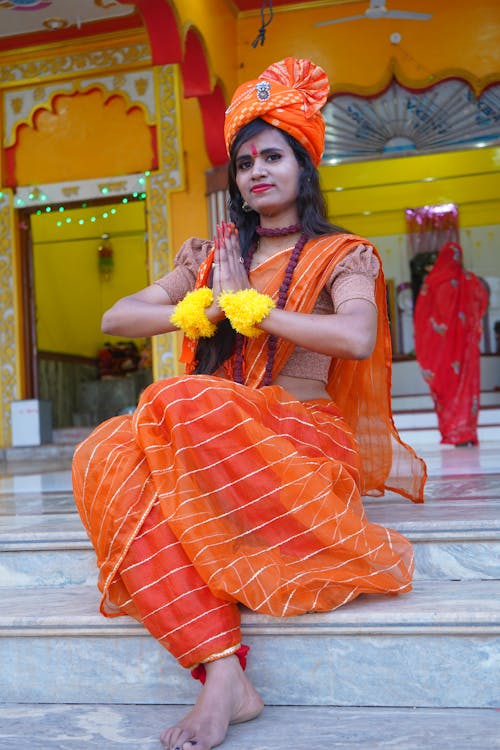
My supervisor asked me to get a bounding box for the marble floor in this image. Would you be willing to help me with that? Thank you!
[1,435,499,749]
[0,704,499,750]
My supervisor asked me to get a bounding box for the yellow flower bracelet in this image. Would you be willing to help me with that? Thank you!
[218,288,275,338]
[170,287,216,339]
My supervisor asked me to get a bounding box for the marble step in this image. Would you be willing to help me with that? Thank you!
[1,580,499,708]
[1,491,499,585]
[394,406,500,430]
[392,390,500,412]
[0,703,498,750]
[399,424,500,444]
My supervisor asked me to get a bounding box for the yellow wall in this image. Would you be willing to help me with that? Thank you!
[169,95,212,252]
[31,200,148,358]
[171,0,238,97]
[319,146,500,291]
[236,0,498,92]
[320,146,500,234]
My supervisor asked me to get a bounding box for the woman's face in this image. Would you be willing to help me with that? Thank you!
[234,126,301,223]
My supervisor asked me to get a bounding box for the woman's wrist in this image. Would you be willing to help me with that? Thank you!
[205,301,225,325]
[170,287,217,339]
[218,289,275,337]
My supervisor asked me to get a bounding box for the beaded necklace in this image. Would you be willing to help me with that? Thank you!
[233,224,308,386]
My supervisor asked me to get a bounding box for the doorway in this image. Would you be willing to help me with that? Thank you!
[19,195,152,428]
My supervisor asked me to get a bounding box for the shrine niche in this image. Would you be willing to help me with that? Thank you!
[322,77,500,163]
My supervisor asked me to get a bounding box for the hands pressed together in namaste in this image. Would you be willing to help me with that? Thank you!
[206,221,250,324]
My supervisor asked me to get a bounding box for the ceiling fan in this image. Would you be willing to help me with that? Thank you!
[315,0,433,26]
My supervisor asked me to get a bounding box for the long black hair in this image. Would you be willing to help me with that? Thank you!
[194,118,349,376]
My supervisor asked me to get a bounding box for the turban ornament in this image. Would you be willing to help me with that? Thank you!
[224,57,330,166]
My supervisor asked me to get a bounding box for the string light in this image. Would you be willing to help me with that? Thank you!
[31,193,147,228]
[20,172,151,210]
[26,188,147,228]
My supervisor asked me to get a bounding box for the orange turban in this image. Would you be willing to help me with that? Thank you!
[224,57,330,167]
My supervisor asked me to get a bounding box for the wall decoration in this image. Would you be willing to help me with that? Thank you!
[0,42,150,84]
[147,65,183,380]
[323,78,500,163]
[406,203,460,257]
[15,173,148,207]
[5,85,157,186]
[97,233,114,280]
[406,203,460,303]
[4,69,156,147]
[0,189,19,446]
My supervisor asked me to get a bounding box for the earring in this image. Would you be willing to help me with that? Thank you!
[242,200,252,213]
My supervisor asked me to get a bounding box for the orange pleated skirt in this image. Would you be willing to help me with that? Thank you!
[72,375,414,668]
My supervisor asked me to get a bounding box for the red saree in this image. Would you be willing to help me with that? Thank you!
[72,233,426,668]
[414,241,489,445]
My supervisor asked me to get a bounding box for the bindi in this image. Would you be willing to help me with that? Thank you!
[250,144,258,157]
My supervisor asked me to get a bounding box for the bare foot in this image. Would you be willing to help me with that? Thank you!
[160,654,264,750]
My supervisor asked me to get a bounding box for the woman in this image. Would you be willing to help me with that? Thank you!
[414,241,489,445]
[72,58,426,750]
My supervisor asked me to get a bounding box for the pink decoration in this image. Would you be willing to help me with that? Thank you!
[406,203,460,257]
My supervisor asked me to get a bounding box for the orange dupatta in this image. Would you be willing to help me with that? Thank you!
[183,233,426,503]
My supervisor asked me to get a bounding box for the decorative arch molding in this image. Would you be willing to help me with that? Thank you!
[0,189,18,448]
[328,58,499,100]
[4,85,158,186]
[323,74,500,164]
[3,70,157,147]
[0,43,152,86]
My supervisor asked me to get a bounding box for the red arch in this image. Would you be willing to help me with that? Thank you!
[197,83,228,167]
[118,0,182,64]
[120,1,227,166]
[181,28,211,98]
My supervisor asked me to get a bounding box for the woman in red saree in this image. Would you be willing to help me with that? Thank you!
[72,58,426,750]
[414,241,489,445]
